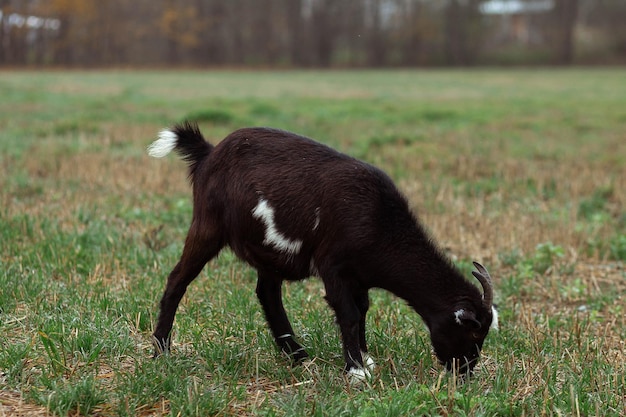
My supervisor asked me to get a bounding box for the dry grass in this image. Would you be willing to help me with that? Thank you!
[5,128,625,415]
[0,391,51,417]
[1,69,625,416]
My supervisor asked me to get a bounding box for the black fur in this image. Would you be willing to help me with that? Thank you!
[151,122,495,376]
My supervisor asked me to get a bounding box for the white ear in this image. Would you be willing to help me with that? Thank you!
[490,306,499,331]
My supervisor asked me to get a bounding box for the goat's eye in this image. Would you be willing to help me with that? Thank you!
[472,332,481,339]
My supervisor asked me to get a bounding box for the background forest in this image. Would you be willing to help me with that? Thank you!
[1,0,625,68]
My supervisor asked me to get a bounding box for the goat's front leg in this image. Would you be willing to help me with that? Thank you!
[354,289,375,372]
[322,277,368,382]
[256,272,308,363]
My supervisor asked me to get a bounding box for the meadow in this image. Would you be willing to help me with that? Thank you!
[0,69,624,416]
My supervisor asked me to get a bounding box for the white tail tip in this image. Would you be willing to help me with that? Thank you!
[147,129,177,158]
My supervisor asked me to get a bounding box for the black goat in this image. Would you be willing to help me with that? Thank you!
[148,122,497,381]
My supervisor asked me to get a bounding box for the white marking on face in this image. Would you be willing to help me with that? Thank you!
[490,306,499,330]
[252,198,303,255]
[454,309,465,325]
[147,129,177,158]
[313,207,321,231]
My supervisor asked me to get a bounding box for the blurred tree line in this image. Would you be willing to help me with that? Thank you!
[1,0,625,67]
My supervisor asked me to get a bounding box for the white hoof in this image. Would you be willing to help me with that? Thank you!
[347,366,371,385]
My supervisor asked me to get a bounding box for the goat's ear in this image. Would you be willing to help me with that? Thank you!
[453,308,481,329]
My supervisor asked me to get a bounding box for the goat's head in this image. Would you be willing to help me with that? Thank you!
[429,262,497,376]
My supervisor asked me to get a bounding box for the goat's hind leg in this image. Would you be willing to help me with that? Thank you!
[256,272,309,363]
[152,224,223,357]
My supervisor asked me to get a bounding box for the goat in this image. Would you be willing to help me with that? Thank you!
[147,121,498,381]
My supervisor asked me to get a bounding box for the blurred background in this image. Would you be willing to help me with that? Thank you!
[1,0,624,68]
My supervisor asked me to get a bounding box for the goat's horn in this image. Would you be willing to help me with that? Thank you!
[472,261,494,309]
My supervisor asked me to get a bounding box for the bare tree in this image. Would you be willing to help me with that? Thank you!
[1,0,624,67]
[310,0,337,66]
[284,0,308,66]
[443,0,483,66]
[366,0,388,66]
[552,0,579,64]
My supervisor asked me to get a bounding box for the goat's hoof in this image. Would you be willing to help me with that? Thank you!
[152,336,170,358]
[279,336,309,364]
[287,347,309,364]
[346,366,371,385]
[361,352,376,373]
[345,353,375,385]
[152,349,167,359]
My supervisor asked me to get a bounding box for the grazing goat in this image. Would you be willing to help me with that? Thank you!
[148,122,497,381]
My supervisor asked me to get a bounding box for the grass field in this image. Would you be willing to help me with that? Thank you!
[1,69,625,416]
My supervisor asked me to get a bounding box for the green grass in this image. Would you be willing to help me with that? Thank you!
[1,69,625,416]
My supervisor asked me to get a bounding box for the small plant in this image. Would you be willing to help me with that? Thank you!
[34,376,106,416]
[530,242,565,274]
[577,187,613,221]
[498,243,569,299]
[559,277,586,299]
[498,248,523,268]
[501,243,565,278]
[583,233,626,261]
[609,234,626,261]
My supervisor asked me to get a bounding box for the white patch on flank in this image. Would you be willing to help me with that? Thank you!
[313,207,321,231]
[490,306,499,330]
[454,309,465,325]
[147,129,177,158]
[252,198,303,255]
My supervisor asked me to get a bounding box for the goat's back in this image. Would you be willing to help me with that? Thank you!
[194,127,418,279]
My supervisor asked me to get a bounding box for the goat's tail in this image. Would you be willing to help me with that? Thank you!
[148,121,213,177]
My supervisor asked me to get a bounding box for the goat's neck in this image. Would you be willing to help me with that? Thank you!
[381,246,472,325]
